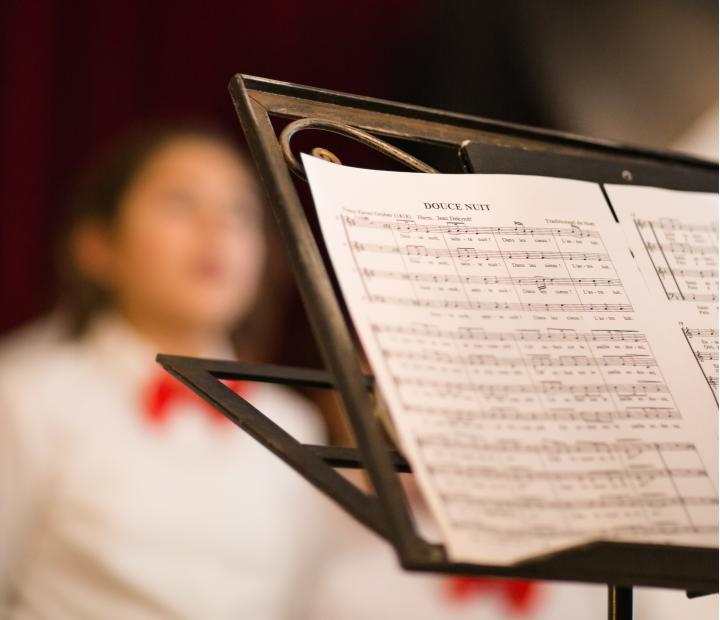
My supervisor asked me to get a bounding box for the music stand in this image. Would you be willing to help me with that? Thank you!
[157,75,718,620]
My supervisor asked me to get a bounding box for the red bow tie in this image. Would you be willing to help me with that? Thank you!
[446,577,540,614]
[143,372,250,427]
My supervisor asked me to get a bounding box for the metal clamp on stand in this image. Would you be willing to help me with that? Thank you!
[279,117,438,177]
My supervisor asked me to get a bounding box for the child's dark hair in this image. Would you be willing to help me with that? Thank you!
[58,124,253,336]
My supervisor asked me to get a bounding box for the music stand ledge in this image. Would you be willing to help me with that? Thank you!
[156,75,718,620]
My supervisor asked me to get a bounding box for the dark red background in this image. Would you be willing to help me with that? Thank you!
[0,1,435,334]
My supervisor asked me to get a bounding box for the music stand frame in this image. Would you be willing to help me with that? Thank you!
[157,75,718,620]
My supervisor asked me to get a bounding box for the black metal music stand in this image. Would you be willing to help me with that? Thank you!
[157,75,718,620]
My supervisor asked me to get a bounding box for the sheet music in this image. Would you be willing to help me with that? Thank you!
[303,155,718,565]
[606,185,719,404]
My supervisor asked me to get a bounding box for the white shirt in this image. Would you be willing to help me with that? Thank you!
[0,314,326,620]
[0,312,68,373]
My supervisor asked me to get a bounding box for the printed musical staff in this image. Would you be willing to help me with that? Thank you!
[685,328,719,338]
[430,463,704,481]
[441,494,716,510]
[408,406,679,423]
[656,267,718,279]
[682,326,719,404]
[644,241,716,255]
[395,378,669,397]
[634,217,718,303]
[446,521,716,538]
[416,436,697,454]
[345,215,601,238]
[382,349,656,368]
[634,220,717,234]
[352,240,610,262]
[363,268,622,288]
[372,324,649,343]
[368,294,632,313]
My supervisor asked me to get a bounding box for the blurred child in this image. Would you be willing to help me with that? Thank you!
[0,127,325,619]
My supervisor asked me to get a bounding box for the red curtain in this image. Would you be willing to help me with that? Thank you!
[0,0,427,334]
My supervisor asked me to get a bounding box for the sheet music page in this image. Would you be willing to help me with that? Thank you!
[606,185,719,406]
[303,155,718,565]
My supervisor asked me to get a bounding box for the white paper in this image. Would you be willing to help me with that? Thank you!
[607,185,719,405]
[304,155,718,565]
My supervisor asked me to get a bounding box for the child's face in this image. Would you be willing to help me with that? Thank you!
[96,137,266,333]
